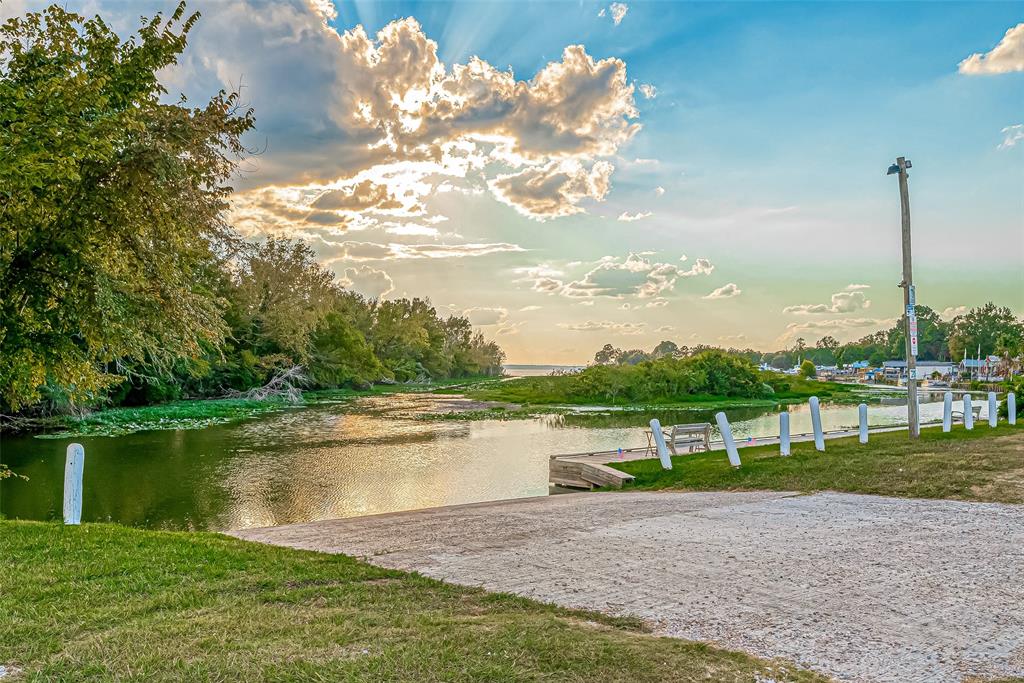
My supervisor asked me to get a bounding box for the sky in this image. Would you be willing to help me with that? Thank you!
[5,0,1024,363]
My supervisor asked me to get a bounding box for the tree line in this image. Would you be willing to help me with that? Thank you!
[593,302,1024,371]
[0,5,503,417]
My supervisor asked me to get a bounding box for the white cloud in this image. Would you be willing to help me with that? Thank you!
[999,124,1024,149]
[490,159,614,220]
[464,307,509,326]
[553,253,714,301]
[940,305,968,320]
[655,325,674,332]
[638,83,657,99]
[338,265,394,299]
[959,23,1024,74]
[559,320,646,335]
[703,283,741,300]
[519,305,543,312]
[317,239,524,262]
[617,210,652,222]
[777,318,890,345]
[783,290,870,314]
[718,334,747,343]
[845,283,871,291]
[654,186,665,196]
[608,3,629,26]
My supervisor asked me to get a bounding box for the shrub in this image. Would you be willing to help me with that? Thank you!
[800,360,817,378]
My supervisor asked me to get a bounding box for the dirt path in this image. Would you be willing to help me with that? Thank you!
[232,491,1024,683]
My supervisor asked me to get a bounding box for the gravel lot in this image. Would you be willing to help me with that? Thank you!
[233,491,1024,682]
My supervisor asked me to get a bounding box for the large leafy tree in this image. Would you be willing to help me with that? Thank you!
[948,303,1024,361]
[0,3,253,411]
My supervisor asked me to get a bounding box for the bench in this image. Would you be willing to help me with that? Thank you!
[666,422,712,454]
[951,405,983,421]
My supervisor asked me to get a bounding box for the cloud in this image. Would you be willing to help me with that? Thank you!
[490,159,614,220]
[154,3,640,227]
[338,265,395,299]
[464,307,509,326]
[940,305,968,320]
[554,253,714,300]
[655,325,674,332]
[617,210,652,222]
[519,305,543,312]
[777,318,890,345]
[559,320,646,335]
[718,334,747,343]
[316,239,524,262]
[607,3,629,26]
[959,23,1024,74]
[703,283,741,300]
[783,290,870,314]
[999,124,1024,149]
[845,283,871,291]
[654,186,665,196]
[638,83,657,99]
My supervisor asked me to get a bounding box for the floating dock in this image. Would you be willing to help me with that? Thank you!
[548,447,650,489]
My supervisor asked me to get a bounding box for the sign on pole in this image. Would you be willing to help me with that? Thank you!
[908,284,916,307]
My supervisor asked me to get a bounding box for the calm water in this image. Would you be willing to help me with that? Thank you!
[0,392,980,531]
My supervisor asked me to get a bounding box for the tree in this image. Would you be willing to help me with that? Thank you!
[593,344,621,365]
[800,360,816,378]
[885,306,949,361]
[948,303,1023,362]
[651,340,680,359]
[0,4,253,410]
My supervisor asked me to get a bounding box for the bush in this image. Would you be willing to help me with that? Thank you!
[800,360,816,378]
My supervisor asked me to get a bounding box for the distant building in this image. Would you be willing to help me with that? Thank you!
[959,356,1002,381]
[881,360,956,379]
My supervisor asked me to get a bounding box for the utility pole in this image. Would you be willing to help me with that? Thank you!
[888,157,919,438]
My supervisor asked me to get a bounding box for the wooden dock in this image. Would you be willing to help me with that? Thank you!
[549,447,650,489]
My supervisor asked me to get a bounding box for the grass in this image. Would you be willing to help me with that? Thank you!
[0,522,827,682]
[612,423,1024,504]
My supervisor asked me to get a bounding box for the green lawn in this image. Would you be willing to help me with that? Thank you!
[0,523,826,682]
[613,424,1024,504]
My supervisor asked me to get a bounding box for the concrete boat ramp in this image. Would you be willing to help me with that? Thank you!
[232,490,1024,683]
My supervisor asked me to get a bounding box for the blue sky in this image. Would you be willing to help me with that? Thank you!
[6,0,1022,362]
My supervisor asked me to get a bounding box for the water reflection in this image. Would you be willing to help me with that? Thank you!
[0,393,993,531]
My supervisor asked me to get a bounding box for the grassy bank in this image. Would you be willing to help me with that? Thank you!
[612,424,1024,504]
[0,522,825,682]
[466,374,868,408]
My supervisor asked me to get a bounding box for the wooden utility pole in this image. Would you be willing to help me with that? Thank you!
[892,156,920,438]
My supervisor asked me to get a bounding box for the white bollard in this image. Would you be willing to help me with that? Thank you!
[649,418,673,470]
[1009,392,1016,426]
[715,412,742,468]
[63,443,85,525]
[989,392,998,428]
[779,411,791,456]
[964,394,974,430]
[942,391,953,432]
[858,403,868,444]
[809,396,825,452]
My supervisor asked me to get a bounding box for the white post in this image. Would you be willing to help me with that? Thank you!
[63,443,85,525]
[715,412,742,468]
[942,391,953,432]
[858,403,868,444]
[988,392,998,427]
[649,418,673,470]
[1009,392,1016,426]
[964,394,974,430]
[809,396,825,451]
[779,411,791,456]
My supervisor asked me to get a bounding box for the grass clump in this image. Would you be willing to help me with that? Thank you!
[0,522,825,682]
[613,424,1024,504]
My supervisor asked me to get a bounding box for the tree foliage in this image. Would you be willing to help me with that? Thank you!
[0,3,253,410]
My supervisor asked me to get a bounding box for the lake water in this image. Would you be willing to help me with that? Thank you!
[0,392,985,531]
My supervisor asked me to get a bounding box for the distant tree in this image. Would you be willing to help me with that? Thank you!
[948,303,1023,362]
[816,336,839,352]
[651,340,680,359]
[885,306,949,361]
[593,344,621,366]
[800,360,816,378]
